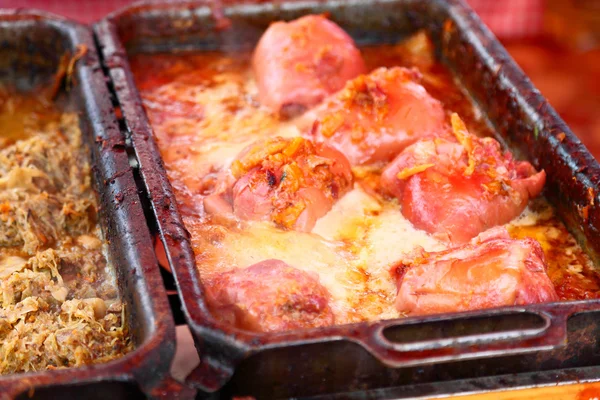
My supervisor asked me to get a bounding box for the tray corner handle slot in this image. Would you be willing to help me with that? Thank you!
[362,310,567,368]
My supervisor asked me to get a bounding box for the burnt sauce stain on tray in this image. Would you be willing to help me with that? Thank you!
[127,29,600,332]
[0,70,132,373]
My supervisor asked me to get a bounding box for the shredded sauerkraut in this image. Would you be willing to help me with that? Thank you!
[0,87,132,374]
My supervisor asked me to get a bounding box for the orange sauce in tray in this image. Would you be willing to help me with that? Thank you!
[129,31,600,330]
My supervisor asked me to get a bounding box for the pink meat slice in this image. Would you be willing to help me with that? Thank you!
[381,115,545,243]
[391,231,559,316]
[205,259,334,332]
[253,14,366,117]
[203,136,353,232]
[301,67,448,165]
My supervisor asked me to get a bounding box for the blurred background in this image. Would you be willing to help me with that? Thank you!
[2,0,599,158]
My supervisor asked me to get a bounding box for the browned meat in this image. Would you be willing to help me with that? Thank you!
[206,259,334,332]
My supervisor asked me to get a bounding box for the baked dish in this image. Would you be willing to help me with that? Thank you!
[129,15,600,333]
[0,55,132,373]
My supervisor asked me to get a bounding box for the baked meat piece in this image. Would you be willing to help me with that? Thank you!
[205,259,334,332]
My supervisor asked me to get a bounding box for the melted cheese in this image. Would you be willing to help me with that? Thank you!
[208,222,358,321]
[198,186,447,323]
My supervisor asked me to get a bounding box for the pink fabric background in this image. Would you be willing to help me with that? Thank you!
[0,0,544,39]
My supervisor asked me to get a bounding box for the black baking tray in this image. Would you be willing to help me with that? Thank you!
[0,10,195,400]
[95,0,600,398]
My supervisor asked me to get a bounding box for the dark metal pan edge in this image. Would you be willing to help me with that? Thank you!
[0,10,194,400]
[298,364,600,400]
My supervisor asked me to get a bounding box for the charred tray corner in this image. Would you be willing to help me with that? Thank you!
[95,0,600,398]
[0,9,195,400]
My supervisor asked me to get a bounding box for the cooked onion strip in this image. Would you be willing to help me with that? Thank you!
[396,163,435,180]
[47,44,88,101]
[451,113,475,176]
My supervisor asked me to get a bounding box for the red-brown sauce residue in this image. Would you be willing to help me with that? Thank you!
[508,199,600,300]
[129,34,600,323]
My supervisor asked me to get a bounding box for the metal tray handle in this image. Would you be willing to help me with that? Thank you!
[363,309,567,368]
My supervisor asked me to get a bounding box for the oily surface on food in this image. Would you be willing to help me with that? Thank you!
[130,33,600,327]
[0,87,132,374]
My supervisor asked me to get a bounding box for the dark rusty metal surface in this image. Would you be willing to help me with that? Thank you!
[94,0,600,398]
[299,364,600,399]
[0,9,195,400]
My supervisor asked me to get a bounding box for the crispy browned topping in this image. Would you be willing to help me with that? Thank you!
[231,137,290,179]
[233,136,352,229]
[339,72,390,123]
[396,163,435,180]
[317,112,345,138]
